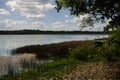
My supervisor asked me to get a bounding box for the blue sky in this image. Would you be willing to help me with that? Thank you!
[0,0,105,31]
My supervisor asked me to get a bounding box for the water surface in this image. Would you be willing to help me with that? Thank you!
[0,34,108,56]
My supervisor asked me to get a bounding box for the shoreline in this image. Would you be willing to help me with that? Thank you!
[14,40,96,58]
[13,38,109,59]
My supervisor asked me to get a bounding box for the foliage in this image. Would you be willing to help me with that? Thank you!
[95,30,120,61]
[95,39,116,61]
[110,29,120,57]
[70,45,104,61]
[55,0,120,29]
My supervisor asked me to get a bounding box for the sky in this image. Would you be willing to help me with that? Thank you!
[0,0,106,31]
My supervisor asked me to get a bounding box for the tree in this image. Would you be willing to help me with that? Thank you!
[55,0,120,31]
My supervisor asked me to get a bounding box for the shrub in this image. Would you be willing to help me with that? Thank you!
[69,45,99,61]
[95,29,120,61]
[111,29,120,57]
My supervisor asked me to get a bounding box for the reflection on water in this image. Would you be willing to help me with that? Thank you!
[0,34,108,56]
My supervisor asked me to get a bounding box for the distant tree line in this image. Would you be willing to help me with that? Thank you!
[0,30,108,35]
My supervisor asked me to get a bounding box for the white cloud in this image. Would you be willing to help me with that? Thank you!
[0,8,10,15]
[0,19,80,31]
[25,14,46,19]
[0,19,47,30]
[80,22,105,31]
[51,22,67,31]
[6,0,55,19]
[0,19,104,31]
[51,21,80,31]
[65,14,90,23]
[65,15,68,18]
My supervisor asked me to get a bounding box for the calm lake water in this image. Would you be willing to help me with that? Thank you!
[0,34,108,56]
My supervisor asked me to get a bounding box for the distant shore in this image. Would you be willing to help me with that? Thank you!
[0,30,109,35]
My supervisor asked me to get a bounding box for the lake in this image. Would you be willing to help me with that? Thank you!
[0,34,108,56]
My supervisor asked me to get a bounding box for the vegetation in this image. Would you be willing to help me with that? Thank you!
[1,28,120,80]
[69,45,99,61]
[0,30,118,79]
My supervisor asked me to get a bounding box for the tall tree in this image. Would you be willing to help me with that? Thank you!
[55,0,120,31]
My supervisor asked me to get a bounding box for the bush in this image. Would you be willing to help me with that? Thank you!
[103,29,120,61]
[93,29,120,61]
[112,29,120,57]
[69,45,99,61]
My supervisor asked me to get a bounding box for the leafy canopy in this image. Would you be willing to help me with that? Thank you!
[55,0,120,30]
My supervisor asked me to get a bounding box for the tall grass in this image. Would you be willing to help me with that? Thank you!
[0,56,38,76]
[0,58,80,80]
